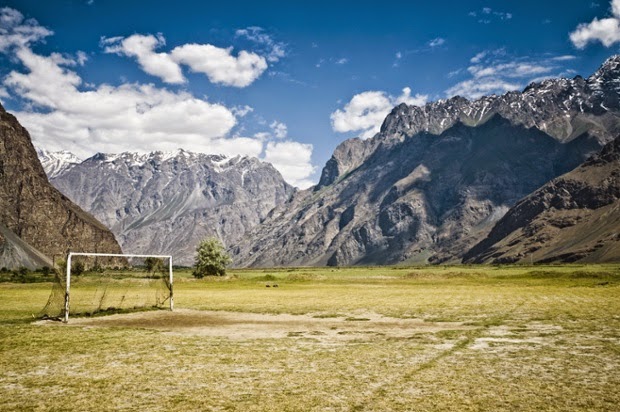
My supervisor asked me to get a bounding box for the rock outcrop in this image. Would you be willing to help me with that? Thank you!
[464,136,620,263]
[0,103,122,269]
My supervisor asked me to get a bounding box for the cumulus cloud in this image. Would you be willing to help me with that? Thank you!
[102,33,268,87]
[446,50,569,99]
[101,34,185,84]
[4,47,237,156]
[263,141,316,189]
[570,0,620,48]
[331,87,428,139]
[0,7,316,188]
[170,43,267,87]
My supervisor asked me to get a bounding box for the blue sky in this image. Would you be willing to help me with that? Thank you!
[0,0,618,187]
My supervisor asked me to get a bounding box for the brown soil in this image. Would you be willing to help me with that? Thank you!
[39,309,474,343]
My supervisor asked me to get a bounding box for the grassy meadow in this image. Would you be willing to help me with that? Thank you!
[1,264,619,411]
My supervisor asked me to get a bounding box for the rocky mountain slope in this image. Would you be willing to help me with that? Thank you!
[46,150,294,265]
[232,56,620,267]
[464,136,620,264]
[0,103,122,269]
[0,224,53,270]
[37,149,82,179]
[317,56,620,190]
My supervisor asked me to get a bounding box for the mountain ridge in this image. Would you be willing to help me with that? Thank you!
[44,148,295,265]
[464,136,620,263]
[232,56,620,267]
[318,55,620,190]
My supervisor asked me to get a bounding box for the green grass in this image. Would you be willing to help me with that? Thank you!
[1,264,619,411]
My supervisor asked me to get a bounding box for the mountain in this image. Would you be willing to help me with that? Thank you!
[0,103,122,269]
[231,56,620,267]
[45,150,294,265]
[36,149,82,179]
[318,56,620,190]
[464,136,620,264]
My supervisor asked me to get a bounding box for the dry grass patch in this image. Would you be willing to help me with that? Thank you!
[45,309,475,343]
[1,264,619,411]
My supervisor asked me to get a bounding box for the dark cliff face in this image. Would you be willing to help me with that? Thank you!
[0,103,122,265]
[232,56,620,267]
[464,136,620,264]
[232,114,601,267]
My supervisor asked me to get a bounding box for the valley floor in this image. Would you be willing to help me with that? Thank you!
[1,264,619,411]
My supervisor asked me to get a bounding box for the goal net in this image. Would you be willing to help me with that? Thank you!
[40,253,173,322]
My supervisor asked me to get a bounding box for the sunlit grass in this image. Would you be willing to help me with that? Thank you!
[0,264,619,411]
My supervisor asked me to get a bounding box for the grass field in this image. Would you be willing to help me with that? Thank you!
[1,264,619,411]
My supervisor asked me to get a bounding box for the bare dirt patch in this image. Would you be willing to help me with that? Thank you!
[37,309,474,343]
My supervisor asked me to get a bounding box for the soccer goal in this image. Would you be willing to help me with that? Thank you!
[40,252,173,322]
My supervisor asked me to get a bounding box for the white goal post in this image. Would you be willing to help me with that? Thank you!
[64,252,174,323]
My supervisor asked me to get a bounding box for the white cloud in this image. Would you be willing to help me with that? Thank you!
[551,55,577,61]
[397,87,428,106]
[428,37,445,47]
[263,141,315,189]
[445,78,521,100]
[171,43,267,87]
[253,132,271,140]
[446,51,569,99]
[235,26,286,62]
[0,7,316,188]
[101,34,185,84]
[0,7,53,52]
[3,47,238,157]
[269,120,287,138]
[331,87,428,139]
[335,57,348,65]
[468,62,552,79]
[76,50,88,66]
[232,105,253,117]
[468,7,513,23]
[102,33,268,87]
[470,51,487,63]
[570,0,620,48]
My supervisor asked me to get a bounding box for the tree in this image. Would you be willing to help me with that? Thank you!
[56,259,84,276]
[193,238,232,278]
[144,257,164,273]
[72,261,85,276]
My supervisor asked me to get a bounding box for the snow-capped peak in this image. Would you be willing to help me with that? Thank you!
[36,148,83,179]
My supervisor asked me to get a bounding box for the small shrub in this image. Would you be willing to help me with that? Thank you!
[72,261,85,276]
[193,238,232,278]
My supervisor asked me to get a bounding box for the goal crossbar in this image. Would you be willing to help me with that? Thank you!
[64,252,174,323]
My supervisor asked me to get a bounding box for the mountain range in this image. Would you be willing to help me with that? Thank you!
[231,55,620,266]
[36,55,620,267]
[42,150,294,266]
